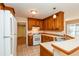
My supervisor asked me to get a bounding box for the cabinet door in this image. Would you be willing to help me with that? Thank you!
[28,19,36,30]
[59,12,64,31]
[54,12,64,31]
[35,20,40,26]
[48,17,55,30]
[56,12,64,31]
[39,20,43,30]
[28,36,33,46]
[54,17,59,31]
[28,18,43,30]
[41,35,46,42]
[44,19,48,30]
[47,19,51,30]
[41,35,54,42]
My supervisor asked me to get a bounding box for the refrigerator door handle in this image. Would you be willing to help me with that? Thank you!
[10,17,12,35]
[3,36,11,38]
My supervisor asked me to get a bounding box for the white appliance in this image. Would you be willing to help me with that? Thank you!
[33,33,41,45]
[0,10,17,56]
[32,27,41,45]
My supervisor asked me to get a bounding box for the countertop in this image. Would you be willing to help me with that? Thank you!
[28,30,64,36]
[40,41,53,53]
[28,31,64,37]
[40,39,79,55]
[52,39,79,55]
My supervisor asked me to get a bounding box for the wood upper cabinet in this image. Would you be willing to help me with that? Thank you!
[43,11,64,31]
[28,18,43,30]
[28,18,35,30]
[28,11,64,31]
[54,12,64,31]
[0,3,15,16]
[39,20,43,30]
[43,19,47,30]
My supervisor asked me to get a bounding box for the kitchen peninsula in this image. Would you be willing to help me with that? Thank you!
[40,39,79,56]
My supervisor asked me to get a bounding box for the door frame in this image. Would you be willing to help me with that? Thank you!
[17,22,28,47]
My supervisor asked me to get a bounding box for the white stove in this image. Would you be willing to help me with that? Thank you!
[33,33,41,45]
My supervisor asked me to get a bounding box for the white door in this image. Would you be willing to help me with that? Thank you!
[0,10,5,56]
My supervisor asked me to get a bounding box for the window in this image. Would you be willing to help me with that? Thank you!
[67,24,79,40]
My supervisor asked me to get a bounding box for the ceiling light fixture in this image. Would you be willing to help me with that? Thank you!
[53,7,56,19]
[30,10,37,15]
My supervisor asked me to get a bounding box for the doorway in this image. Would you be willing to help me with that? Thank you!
[17,22,26,46]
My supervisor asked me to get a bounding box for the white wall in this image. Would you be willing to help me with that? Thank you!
[16,17,27,23]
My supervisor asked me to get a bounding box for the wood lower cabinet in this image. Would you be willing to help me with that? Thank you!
[28,35,54,46]
[40,45,53,56]
[28,36,33,46]
[41,35,54,42]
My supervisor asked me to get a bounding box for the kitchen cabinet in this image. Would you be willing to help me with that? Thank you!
[41,35,54,42]
[28,18,36,30]
[28,36,33,46]
[43,11,64,31]
[54,12,64,31]
[28,11,64,31]
[0,3,15,16]
[39,20,43,30]
[28,18,43,30]
[43,19,47,30]
[28,34,54,46]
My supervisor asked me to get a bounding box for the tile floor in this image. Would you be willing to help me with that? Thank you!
[17,45,40,56]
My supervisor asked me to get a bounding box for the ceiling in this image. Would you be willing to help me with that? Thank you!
[5,3,79,20]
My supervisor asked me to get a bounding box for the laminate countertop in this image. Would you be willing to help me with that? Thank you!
[52,39,79,55]
[40,41,54,54]
[40,39,79,55]
[28,32,64,38]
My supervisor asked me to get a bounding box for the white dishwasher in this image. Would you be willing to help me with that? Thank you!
[33,33,41,45]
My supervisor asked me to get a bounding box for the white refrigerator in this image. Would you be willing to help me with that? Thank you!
[0,10,17,56]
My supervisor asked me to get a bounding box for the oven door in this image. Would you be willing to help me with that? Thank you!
[33,34,41,45]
